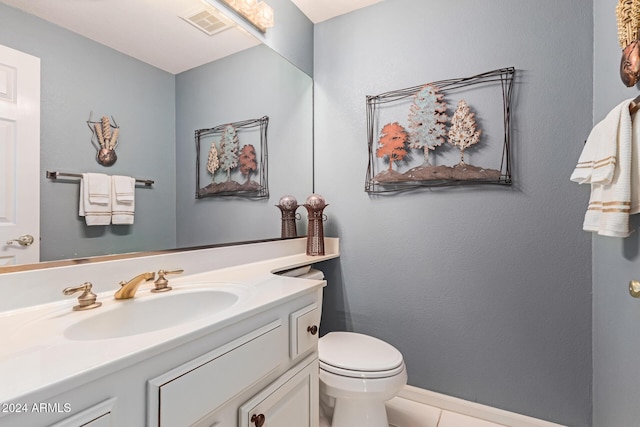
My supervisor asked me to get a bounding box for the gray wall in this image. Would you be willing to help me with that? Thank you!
[265,0,314,76]
[175,44,313,247]
[592,1,640,425]
[205,0,314,76]
[0,3,177,261]
[314,1,593,425]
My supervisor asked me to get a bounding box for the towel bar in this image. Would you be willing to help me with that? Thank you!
[46,171,154,187]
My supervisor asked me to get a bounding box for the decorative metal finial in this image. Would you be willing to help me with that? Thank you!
[303,194,328,256]
[276,195,299,238]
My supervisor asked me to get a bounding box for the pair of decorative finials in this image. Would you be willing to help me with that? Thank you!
[276,194,328,256]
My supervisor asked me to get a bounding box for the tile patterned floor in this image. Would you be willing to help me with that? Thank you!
[387,397,508,427]
[438,411,508,427]
[319,398,507,427]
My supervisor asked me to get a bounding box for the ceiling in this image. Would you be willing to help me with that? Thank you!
[1,0,383,75]
[291,0,383,24]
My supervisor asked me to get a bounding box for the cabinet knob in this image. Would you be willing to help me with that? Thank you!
[307,325,318,335]
[251,413,265,427]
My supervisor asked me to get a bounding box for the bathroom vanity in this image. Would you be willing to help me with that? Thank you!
[0,238,338,426]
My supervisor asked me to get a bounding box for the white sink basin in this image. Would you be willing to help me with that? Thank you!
[64,288,240,341]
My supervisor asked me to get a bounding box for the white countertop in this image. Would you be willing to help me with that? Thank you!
[0,239,338,408]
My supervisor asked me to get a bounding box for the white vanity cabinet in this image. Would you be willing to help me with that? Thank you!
[147,291,323,427]
[0,288,324,427]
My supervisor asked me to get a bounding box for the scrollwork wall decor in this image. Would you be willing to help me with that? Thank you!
[87,112,120,166]
[365,67,515,193]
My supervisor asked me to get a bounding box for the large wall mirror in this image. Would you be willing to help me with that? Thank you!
[0,0,313,270]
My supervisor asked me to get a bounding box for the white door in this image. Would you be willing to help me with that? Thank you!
[0,43,40,266]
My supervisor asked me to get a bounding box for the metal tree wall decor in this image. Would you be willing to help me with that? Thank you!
[195,116,269,199]
[365,67,515,193]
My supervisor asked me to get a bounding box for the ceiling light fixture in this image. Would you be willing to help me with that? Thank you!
[219,0,274,33]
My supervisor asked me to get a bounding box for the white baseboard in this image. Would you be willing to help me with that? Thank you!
[390,385,567,427]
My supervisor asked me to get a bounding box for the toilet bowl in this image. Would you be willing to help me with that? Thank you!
[318,331,407,427]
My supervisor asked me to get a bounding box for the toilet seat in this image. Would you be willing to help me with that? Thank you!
[319,332,404,379]
[320,359,405,379]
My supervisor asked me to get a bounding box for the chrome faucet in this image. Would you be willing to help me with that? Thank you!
[114,272,156,300]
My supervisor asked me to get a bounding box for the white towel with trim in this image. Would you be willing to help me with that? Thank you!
[632,111,640,215]
[111,175,135,225]
[112,175,135,202]
[79,173,111,226]
[575,98,639,237]
[570,101,624,184]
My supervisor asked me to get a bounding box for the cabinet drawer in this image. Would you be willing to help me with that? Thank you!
[290,303,320,359]
[148,322,283,427]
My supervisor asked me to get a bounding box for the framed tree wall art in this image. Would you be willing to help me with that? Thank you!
[195,116,269,199]
[365,67,515,193]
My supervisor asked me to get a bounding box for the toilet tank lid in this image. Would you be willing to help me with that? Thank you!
[319,332,404,372]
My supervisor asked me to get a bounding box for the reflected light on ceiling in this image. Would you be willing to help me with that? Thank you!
[220,0,274,33]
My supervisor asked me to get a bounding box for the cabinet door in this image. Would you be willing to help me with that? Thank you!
[290,303,320,360]
[49,398,116,427]
[148,322,283,427]
[80,414,111,427]
[239,356,318,427]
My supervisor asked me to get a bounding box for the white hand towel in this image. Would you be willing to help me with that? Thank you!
[631,109,640,215]
[111,175,135,225]
[581,99,634,237]
[112,175,135,203]
[85,172,110,204]
[79,173,111,226]
[570,101,625,184]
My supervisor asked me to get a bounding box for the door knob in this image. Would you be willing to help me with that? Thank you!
[630,280,640,298]
[6,234,34,247]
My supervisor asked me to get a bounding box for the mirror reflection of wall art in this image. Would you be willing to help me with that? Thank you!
[195,116,269,199]
[365,67,515,193]
[87,113,120,166]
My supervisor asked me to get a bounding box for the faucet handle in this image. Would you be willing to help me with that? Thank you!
[63,282,102,311]
[152,268,184,293]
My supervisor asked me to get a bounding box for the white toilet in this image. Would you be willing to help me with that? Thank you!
[318,331,407,427]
